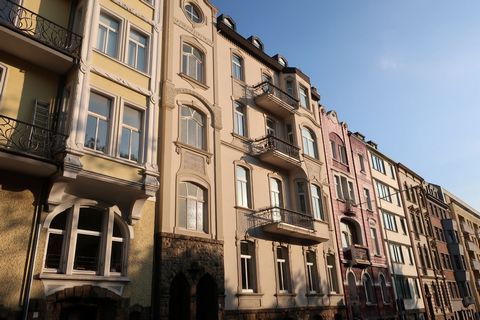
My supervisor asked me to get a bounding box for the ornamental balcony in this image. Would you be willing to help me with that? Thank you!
[0,0,82,73]
[466,240,479,252]
[251,135,301,170]
[343,244,371,268]
[253,206,329,244]
[253,81,298,118]
[461,222,474,234]
[0,114,66,176]
[471,259,480,271]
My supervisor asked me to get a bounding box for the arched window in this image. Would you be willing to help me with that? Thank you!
[231,54,244,81]
[310,184,324,221]
[302,127,317,159]
[236,165,251,208]
[182,43,204,82]
[347,271,358,301]
[178,182,207,232]
[363,273,374,303]
[340,219,360,249]
[329,133,347,165]
[379,274,390,303]
[180,105,205,149]
[240,240,257,292]
[44,205,128,275]
[184,2,202,23]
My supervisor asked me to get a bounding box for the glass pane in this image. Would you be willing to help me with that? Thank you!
[196,201,203,231]
[84,116,97,149]
[123,107,141,128]
[178,182,187,196]
[188,120,197,146]
[119,128,130,159]
[241,258,247,289]
[97,119,108,152]
[113,220,122,237]
[131,131,140,161]
[178,198,186,227]
[74,234,100,271]
[128,42,136,67]
[78,208,103,231]
[180,118,188,143]
[182,54,188,74]
[89,93,110,117]
[50,210,68,229]
[107,31,118,57]
[97,26,107,51]
[45,233,63,269]
[137,46,146,71]
[186,199,197,230]
[110,241,123,273]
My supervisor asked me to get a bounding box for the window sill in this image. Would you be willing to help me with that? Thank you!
[173,226,211,239]
[39,273,130,282]
[234,205,254,212]
[306,292,324,297]
[366,303,377,307]
[231,77,246,85]
[231,132,252,142]
[274,292,296,297]
[236,292,264,297]
[327,292,342,297]
[175,141,212,161]
[178,72,209,90]
[93,49,151,78]
[83,148,145,170]
[302,153,323,165]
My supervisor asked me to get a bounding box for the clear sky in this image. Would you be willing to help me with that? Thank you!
[211,0,480,210]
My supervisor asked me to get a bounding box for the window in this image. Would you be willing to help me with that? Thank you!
[240,241,256,292]
[119,106,142,162]
[178,182,207,232]
[296,181,307,214]
[44,205,127,275]
[286,80,294,96]
[407,247,414,265]
[339,145,348,164]
[96,13,119,58]
[390,243,404,263]
[371,227,380,255]
[233,101,246,136]
[363,274,374,303]
[364,188,373,210]
[276,246,290,293]
[376,181,392,202]
[380,274,390,303]
[383,211,397,231]
[299,85,309,109]
[341,220,360,248]
[231,54,243,80]
[390,165,396,180]
[311,184,324,221]
[180,105,205,149]
[330,141,337,159]
[400,217,407,234]
[327,254,339,293]
[182,43,204,82]
[301,127,317,158]
[394,275,412,299]
[371,153,386,174]
[359,154,366,172]
[85,92,111,153]
[128,29,148,72]
[306,251,319,293]
[184,2,202,23]
[236,166,251,208]
[334,175,355,203]
[266,117,276,136]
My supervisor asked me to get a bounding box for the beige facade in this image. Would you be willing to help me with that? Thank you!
[367,145,425,318]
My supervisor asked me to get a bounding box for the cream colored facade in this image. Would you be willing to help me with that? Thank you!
[0,0,162,318]
[367,146,425,318]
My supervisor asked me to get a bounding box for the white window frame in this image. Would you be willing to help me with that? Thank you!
[184,2,202,23]
[298,85,309,109]
[311,184,324,221]
[231,54,243,81]
[371,227,381,255]
[96,12,120,58]
[235,165,251,208]
[178,181,207,233]
[305,251,318,294]
[377,181,392,202]
[390,243,404,264]
[334,174,356,203]
[233,101,246,136]
[383,211,398,231]
[240,240,256,293]
[0,64,7,102]
[327,254,339,294]
[182,43,204,83]
[276,246,291,293]
[127,27,149,73]
[364,188,373,210]
[371,153,386,174]
[180,105,205,150]
[118,104,144,162]
[84,91,112,154]
[301,127,317,158]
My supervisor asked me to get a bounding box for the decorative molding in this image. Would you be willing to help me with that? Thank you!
[111,0,156,27]
[173,17,214,47]
[91,66,153,97]
[174,88,222,129]
[162,80,176,109]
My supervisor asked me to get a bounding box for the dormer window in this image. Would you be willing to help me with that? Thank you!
[221,16,236,30]
[248,36,264,51]
[253,39,262,49]
[185,3,203,23]
[278,58,287,67]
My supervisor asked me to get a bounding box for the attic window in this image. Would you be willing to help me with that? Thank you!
[279,58,287,67]
[223,17,234,29]
[185,3,203,24]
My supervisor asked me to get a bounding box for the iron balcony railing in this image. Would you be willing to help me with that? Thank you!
[253,81,299,109]
[251,135,300,160]
[255,206,314,230]
[0,0,82,59]
[0,114,67,160]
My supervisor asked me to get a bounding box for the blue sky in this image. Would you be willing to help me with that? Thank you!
[211,0,480,210]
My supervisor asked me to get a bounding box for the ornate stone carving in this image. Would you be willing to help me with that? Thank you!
[182,151,206,174]
[91,66,153,97]
[111,0,155,26]
[173,18,214,46]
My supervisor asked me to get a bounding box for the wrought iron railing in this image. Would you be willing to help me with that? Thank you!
[253,81,299,108]
[251,135,300,160]
[254,206,314,230]
[0,114,67,160]
[0,0,82,59]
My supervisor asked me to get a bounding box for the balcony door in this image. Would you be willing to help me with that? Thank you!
[270,178,283,222]
[266,117,276,137]
[0,0,21,25]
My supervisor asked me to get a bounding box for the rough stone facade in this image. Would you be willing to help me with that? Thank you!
[224,306,346,320]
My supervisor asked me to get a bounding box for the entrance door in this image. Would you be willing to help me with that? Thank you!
[196,274,218,320]
[169,274,190,320]
[60,305,97,320]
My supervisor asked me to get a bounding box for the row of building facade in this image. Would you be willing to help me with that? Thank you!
[0,0,479,319]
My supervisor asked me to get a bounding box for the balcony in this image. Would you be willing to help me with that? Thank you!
[251,135,301,170]
[461,222,474,234]
[471,259,480,271]
[466,240,479,252]
[462,296,474,307]
[253,81,298,118]
[343,244,371,268]
[253,206,329,244]
[0,114,66,176]
[0,0,82,73]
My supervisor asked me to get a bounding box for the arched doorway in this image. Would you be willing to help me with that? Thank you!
[424,284,434,320]
[196,274,218,320]
[59,298,116,320]
[169,273,190,320]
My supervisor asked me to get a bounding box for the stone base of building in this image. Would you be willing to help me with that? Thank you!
[155,232,225,320]
[224,306,346,320]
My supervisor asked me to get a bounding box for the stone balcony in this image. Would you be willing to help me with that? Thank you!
[461,222,474,234]
[253,81,298,118]
[251,135,301,170]
[466,240,479,252]
[343,244,371,268]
